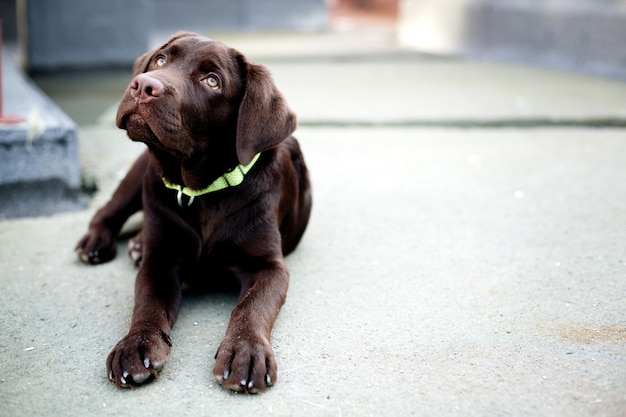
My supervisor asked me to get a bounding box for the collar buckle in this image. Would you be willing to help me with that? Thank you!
[176,188,195,208]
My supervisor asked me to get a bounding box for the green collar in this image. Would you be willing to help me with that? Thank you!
[162,153,261,207]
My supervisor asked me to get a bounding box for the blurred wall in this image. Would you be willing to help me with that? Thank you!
[152,0,327,34]
[21,0,152,73]
[398,0,626,80]
[0,0,17,41]
[16,0,328,73]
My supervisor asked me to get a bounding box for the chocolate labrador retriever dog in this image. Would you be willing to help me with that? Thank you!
[75,32,311,393]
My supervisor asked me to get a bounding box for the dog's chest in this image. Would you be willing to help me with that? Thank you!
[193,199,246,247]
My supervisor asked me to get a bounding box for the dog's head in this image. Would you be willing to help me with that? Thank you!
[116,32,296,179]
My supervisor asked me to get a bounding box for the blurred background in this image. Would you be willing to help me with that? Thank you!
[2,0,625,79]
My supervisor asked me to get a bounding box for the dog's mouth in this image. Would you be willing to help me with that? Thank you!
[117,107,184,159]
[122,113,158,143]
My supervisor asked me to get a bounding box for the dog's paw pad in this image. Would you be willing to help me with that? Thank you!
[129,249,141,262]
[127,238,143,265]
[131,372,151,384]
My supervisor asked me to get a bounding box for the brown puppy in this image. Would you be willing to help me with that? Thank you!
[75,32,311,393]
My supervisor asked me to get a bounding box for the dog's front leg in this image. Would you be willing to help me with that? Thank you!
[75,151,148,264]
[106,258,182,388]
[213,258,289,393]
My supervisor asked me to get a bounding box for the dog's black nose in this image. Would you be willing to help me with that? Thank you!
[130,74,165,103]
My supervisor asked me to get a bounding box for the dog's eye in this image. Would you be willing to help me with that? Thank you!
[155,57,167,67]
[203,74,220,89]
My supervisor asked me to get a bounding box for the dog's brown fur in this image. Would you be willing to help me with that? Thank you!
[75,32,311,393]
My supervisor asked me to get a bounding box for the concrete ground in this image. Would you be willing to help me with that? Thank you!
[1,31,626,416]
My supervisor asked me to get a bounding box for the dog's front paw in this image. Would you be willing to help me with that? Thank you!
[213,334,277,394]
[106,327,172,388]
[75,227,117,264]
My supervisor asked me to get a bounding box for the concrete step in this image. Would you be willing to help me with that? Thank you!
[0,51,83,218]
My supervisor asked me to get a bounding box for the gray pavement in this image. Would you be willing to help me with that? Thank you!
[1,32,626,416]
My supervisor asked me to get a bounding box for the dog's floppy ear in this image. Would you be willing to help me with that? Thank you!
[236,56,297,165]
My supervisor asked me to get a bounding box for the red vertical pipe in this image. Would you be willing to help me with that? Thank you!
[0,19,23,123]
